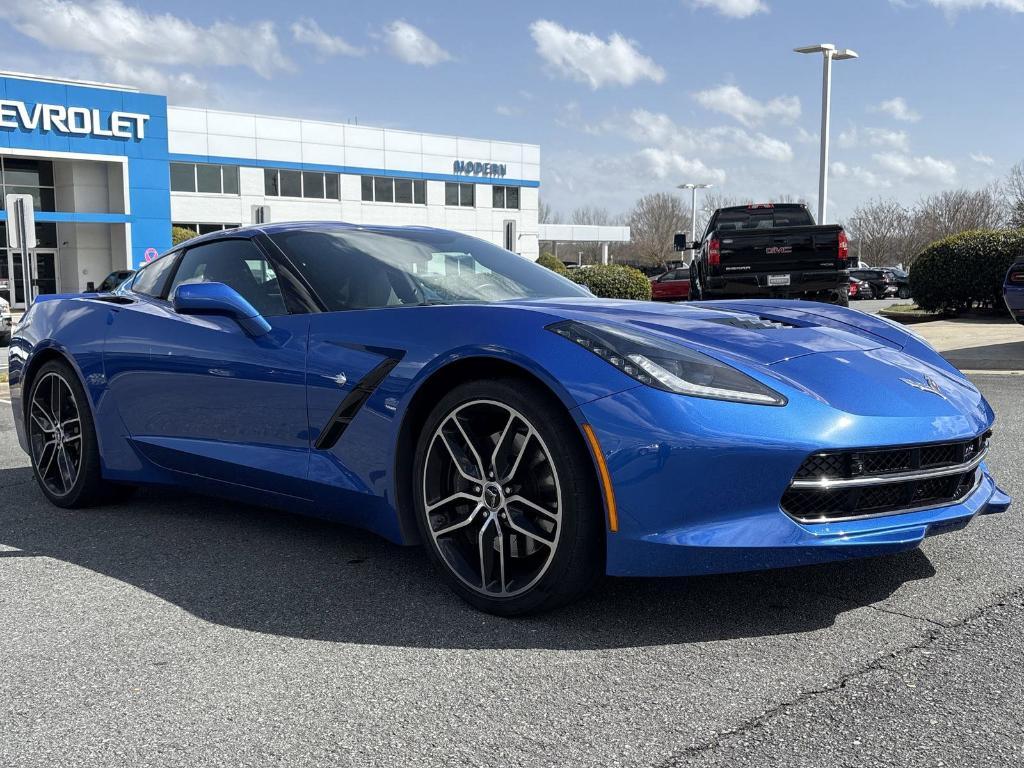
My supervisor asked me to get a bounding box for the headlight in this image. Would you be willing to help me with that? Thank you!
[548,320,787,406]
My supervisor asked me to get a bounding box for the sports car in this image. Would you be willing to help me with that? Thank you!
[7,222,1011,615]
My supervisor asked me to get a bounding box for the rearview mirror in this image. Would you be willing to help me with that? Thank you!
[172,281,271,337]
[673,233,687,251]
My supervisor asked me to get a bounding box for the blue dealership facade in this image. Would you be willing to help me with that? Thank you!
[0,70,541,309]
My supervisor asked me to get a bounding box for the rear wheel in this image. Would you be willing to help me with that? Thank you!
[898,286,911,299]
[834,290,850,307]
[413,379,603,615]
[27,360,132,508]
[689,264,704,301]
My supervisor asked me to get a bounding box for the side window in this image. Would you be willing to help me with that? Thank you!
[168,239,288,317]
[131,254,178,298]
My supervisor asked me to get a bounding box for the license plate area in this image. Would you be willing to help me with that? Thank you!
[767,274,791,287]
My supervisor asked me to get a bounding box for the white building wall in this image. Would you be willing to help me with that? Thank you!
[167,106,540,259]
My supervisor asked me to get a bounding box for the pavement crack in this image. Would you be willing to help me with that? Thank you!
[654,584,1024,767]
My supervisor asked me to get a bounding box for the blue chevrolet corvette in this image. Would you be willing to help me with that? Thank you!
[7,223,1011,614]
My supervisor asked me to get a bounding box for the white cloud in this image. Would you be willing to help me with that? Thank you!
[495,105,522,117]
[638,148,727,182]
[693,84,800,127]
[796,126,818,144]
[98,58,210,103]
[529,20,666,89]
[970,152,995,166]
[874,152,957,184]
[0,0,292,78]
[837,126,910,152]
[690,0,769,17]
[870,97,921,122]
[383,20,452,67]
[914,0,1024,13]
[830,161,891,188]
[628,109,794,162]
[291,18,363,57]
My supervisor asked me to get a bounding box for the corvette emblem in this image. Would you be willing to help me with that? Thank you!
[901,375,945,398]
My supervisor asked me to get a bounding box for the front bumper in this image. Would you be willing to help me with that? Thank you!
[577,382,1010,578]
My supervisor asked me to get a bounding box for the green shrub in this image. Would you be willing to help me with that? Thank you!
[910,229,1024,313]
[569,264,652,301]
[172,226,199,246]
[536,252,567,275]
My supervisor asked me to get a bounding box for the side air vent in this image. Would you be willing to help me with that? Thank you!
[314,358,400,450]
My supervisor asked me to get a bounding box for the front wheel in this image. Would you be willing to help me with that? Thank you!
[898,286,911,299]
[27,360,133,508]
[413,379,604,615]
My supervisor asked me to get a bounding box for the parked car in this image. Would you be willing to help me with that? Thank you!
[848,276,874,301]
[7,222,1010,615]
[1004,261,1024,325]
[0,295,11,345]
[885,267,912,299]
[850,268,897,299]
[650,267,691,301]
[688,203,850,305]
[97,269,136,292]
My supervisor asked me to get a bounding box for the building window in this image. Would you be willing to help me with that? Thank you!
[360,175,426,204]
[445,182,475,207]
[173,222,241,236]
[0,158,57,212]
[169,163,239,195]
[264,168,340,200]
[492,185,520,210]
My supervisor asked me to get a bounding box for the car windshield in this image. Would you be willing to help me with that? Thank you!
[270,227,589,310]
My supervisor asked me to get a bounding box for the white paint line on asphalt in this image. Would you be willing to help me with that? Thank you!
[0,398,10,404]
[962,370,1024,376]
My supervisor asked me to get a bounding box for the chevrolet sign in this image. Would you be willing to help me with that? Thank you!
[0,100,150,140]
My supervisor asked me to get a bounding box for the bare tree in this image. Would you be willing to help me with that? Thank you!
[627,192,691,269]
[570,205,613,225]
[913,186,1007,247]
[846,198,916,267]
[538,196,562,225]
[1006,161,1024,229]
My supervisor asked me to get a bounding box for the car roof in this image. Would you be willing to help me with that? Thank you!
[180,221,463,248]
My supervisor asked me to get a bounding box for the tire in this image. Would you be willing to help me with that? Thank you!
[0,332,10,346]
[689,264,704,301]
[834,290,850,307]
[412,378,604,616]
[898,286,911,299]
[26,359,132,508]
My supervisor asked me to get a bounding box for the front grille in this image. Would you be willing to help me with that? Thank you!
[781,432,989,523]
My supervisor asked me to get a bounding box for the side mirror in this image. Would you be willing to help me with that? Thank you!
[172,281,271,337]
[673,233,687,251]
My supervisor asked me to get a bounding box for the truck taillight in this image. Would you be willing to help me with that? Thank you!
[837,230,849,262]
[709,239,721,267]
[849,281,857,297]
[1011,271,1024,284]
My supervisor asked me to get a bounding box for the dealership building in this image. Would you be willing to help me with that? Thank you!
[0,70,541,310]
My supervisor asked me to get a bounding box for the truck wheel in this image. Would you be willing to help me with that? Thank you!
[834,291,850,307]
[689,265,703,301]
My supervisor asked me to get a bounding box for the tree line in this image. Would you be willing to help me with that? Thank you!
[541,159,1024,271]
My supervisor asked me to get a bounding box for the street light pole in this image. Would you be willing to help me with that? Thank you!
[677,183,712,244]
[794,44,858,225]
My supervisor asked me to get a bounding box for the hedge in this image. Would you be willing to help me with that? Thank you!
[910,229,1024,313]
[172,226,199,246]
[536,252,568,275]
[569,264,652,301]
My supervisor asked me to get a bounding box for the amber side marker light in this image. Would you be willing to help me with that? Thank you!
[582,423,619,532]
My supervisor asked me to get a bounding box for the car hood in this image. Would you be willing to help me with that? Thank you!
[509,297,888,366]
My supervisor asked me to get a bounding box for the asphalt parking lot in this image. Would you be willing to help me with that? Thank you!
[0,372,1021,768]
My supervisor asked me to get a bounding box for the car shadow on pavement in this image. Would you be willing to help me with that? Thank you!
[0,466,936,650]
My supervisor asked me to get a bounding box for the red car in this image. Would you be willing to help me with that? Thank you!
[650,267,691,301]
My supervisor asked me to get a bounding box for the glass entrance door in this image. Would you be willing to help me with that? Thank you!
[5,249,59,308]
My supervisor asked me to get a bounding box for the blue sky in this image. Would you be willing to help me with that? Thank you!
[1,0,1022,221]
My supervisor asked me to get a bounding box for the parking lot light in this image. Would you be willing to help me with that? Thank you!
[677,183,712,245]
[794,43,859,225]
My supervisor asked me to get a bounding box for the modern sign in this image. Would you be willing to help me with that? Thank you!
[453,160,507,177]
[5,194,37,250]
[0,100,150,140]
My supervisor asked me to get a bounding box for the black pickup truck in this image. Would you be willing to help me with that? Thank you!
[685,203,850,305]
